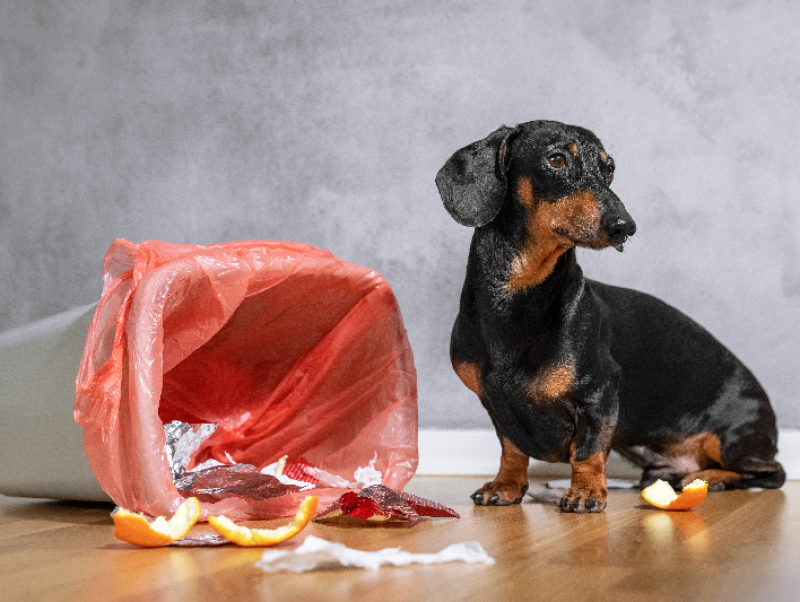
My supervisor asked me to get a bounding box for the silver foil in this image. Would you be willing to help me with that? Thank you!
[163,421,300,501]
[164,420,219,486]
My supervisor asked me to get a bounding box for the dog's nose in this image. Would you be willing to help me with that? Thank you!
[605,217,637,244]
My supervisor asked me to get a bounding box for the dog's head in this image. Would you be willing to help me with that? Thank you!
[436,120,636,252]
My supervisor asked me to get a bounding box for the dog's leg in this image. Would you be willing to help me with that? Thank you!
[713,464,786,490]
[638,455,783,492]
[636,433,787,491]
[471,436,530,506]
[679,469,740,491]
[560,410,616,513]
[560,448,609,513]
[681,461,786,491]
[452,358,531,505]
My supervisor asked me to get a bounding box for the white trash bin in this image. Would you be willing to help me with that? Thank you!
[0,304,110,501]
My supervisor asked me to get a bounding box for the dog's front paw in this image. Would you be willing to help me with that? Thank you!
[559,487,607,513]
[471,480,529,506]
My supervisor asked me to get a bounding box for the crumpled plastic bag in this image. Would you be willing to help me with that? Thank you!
[74,239,418,520]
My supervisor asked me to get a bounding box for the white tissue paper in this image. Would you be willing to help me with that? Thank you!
[255,536,495,573]
[352,454,383,488]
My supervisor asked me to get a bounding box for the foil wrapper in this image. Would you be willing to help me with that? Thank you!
[168,534,230,547]
[164,421,221,482]
[179,464,301,503]
[164,422,388,504]
[164,421,300,502]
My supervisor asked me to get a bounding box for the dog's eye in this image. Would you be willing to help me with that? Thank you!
[547,153,567,169]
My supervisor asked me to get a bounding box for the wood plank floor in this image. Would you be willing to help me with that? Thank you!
[2,477,799,602]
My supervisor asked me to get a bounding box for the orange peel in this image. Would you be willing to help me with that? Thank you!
[641,479,708,511]
[112,497,202,547]
[208,495,318,547]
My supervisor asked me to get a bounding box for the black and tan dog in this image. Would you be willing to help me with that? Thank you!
[436,120,785,513]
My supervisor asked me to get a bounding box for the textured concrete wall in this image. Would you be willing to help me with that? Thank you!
[1,1,798,428]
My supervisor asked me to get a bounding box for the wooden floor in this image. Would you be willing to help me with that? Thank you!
[2,477,800,602]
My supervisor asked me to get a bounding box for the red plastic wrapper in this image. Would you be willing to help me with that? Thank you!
[74,239,418,520]
[282,460,319,484]
[315,485,460,525]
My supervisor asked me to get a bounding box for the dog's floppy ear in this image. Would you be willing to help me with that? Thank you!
[435,125,518,227]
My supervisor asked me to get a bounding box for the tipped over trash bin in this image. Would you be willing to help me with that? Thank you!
[74,239,418,520]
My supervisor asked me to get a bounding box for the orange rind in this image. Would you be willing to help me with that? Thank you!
[641,479,708,511]
[208,496,318,547]
[112,497,202,547]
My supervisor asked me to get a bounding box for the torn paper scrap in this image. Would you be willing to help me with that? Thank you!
[352,454,383,488]
[255,536,495,573]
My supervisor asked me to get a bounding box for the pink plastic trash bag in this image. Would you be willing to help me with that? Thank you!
[74,239,418,520]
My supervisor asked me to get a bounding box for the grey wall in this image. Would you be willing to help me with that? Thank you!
[1,0,798,429]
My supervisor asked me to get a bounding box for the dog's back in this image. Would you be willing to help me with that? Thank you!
[589,280,785,489]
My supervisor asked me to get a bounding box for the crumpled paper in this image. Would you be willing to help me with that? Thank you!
[255,536,494,573]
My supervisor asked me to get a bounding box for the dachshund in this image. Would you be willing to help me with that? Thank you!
[435,120,785,513]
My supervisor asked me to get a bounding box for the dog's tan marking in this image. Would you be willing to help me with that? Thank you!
[557,189,605,248]
[507,177,570,291]
[507,178,605,291]
[567,143,579,156]
[499,437,530,482]
[561,444,609,511]
[570,451,608,491]
[453,360,484,398]
[600,152,609,163]
[515,175,537,208]
[663,432,741,488]
[681,469,740,488]
[664,432,723,466]
[530,363,575,401]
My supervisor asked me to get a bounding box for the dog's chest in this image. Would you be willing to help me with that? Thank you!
[482,364,577,462]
